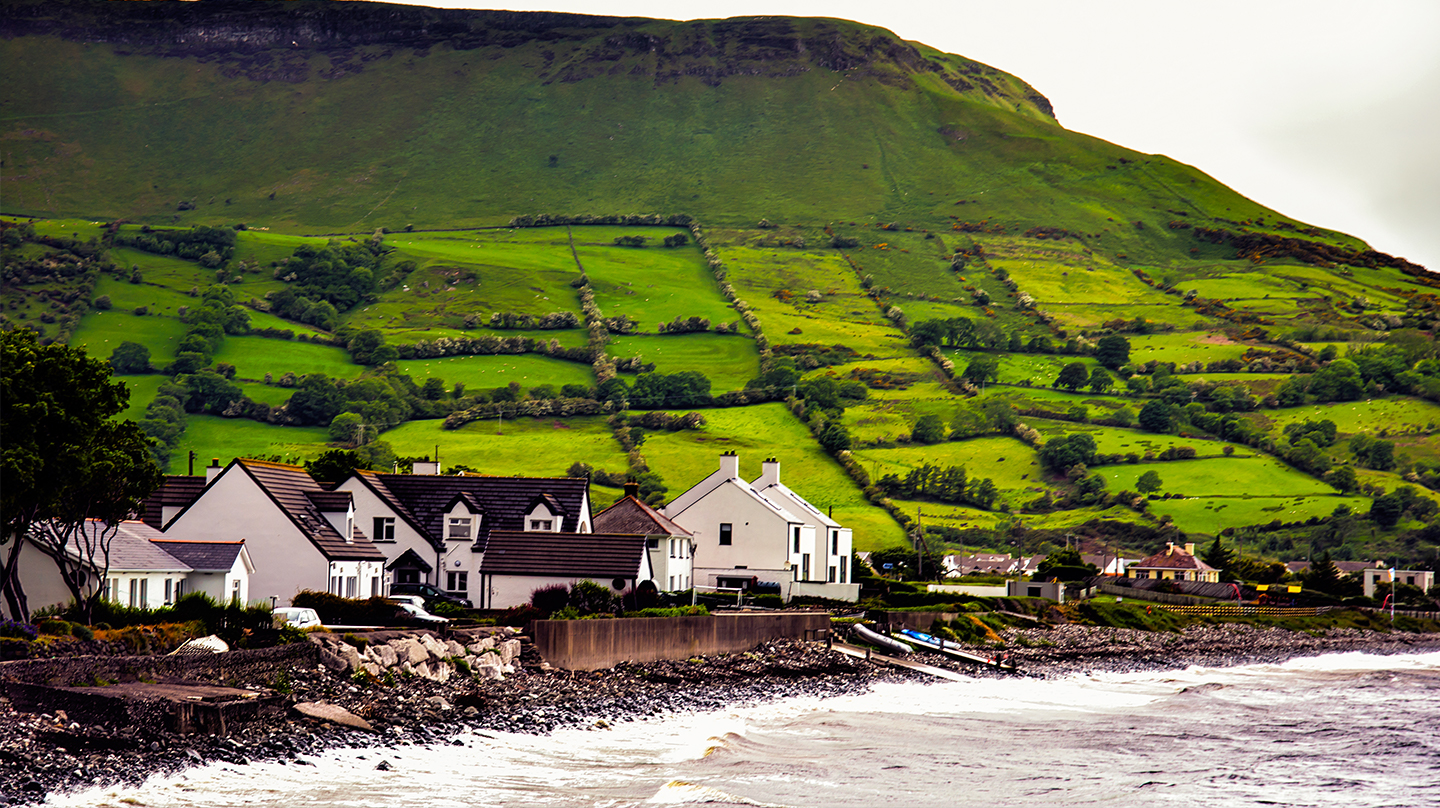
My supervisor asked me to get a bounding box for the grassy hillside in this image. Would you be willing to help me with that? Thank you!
[2,2,1438,572]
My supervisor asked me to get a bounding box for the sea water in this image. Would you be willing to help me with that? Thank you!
[52,651,1440,807]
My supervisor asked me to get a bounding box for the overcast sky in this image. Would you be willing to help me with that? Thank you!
[385,0,1440,272]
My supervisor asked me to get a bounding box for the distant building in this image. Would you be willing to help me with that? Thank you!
[1128,542,1219,583]
[1362,568,1436,599]
[594,482,694,592]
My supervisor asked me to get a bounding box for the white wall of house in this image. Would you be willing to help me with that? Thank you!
[12,540,99,617]
[524,502,563,532]
[321,502,355,543]
[480,574,632,610]
[182,552,254,606]
[668,480,796,573]
[165,468,334,607]
[648,534,694,592]
[323,559,386,600]
[9,538,191,617]
[343,477,441,587]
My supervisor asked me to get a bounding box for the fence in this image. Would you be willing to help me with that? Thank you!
[1098,582,1218,606]
[1152,603,1336,618]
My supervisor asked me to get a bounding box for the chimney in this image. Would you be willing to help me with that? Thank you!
[205,458,223,484]
[719,452,739,479]
[759,457,780,486]
[1184,543,1195,556]
[623,481,640,499]
[412,460,441,475]
[1166,541,1175,555]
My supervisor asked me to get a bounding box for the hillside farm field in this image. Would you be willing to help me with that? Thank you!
[384,416,631,480]
[394,354,596,393]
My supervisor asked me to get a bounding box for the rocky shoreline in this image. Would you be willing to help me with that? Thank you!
[2,625,1438,806]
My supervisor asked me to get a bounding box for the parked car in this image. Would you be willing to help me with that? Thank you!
[389,582,471,609]
[385,595,427,610]
[390,602,449,627]
[273,607,322,629]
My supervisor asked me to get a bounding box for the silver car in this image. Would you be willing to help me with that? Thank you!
[273,606,322,629]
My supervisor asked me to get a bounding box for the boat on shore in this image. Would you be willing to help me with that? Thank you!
[896,628,1020,672]
[851,622,914,654]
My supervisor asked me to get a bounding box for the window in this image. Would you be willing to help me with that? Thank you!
[669,540,676,558]
[446,571,469,593]
[164,578,173,605]
[231,578,242,604]
[529,519,553,531]
[828,566,837,583]
[447,517,472,540]
[669,575,675,590]
[373,517,396,542]
[107,578,119,602]
[345,576,358,598]
[802,554,810,581]
[719,523,732,546]
[831,530,839,555]
[329,576,341,594]
[647,537,659,549]
[129,578,139,608]
[840,556,848,584]
[793,527,801,554]
[371,576,381,597]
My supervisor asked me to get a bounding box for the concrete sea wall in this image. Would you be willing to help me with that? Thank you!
[533,612,830,671]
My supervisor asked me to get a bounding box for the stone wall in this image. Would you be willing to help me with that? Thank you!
[533,612,830,671]
[0,642,319,687]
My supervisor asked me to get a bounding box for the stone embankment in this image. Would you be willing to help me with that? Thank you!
[312,628,523,683]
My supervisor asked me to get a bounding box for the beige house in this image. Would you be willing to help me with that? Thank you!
[1128,542,1220,583]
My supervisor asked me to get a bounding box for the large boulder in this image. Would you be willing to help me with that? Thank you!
[389,638,429,666]
[368,643,399,668]
[473,662,503,680]
[445,639,467,658]
[293,702,374,732]
[466,637,496,654]
[335,643,363,672]
[419,633,449,660]
[497,639,522,665]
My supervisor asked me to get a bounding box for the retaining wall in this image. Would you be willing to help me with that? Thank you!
[1098,582,1220,606]
[533,612,830,671]
[0,641,319,687]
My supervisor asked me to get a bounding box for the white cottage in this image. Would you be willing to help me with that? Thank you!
[662,453,859,602]
[162,459,387,607]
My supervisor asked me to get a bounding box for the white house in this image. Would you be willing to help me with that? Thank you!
[662,452,859,602]
[152,539,255,605]
[8,520,254,617]
[593,482,694,592]
[336,467,594,607]
[476,530,654,609]
[161,459,388,607]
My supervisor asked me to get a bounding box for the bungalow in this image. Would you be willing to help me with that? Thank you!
[476,530,653,609]
[162,458,387,606]
[1129,542,1220,583]
[9,520,253,617]
[661,452,860,602]
[593,482,694,593]
[1362,568,1437,599]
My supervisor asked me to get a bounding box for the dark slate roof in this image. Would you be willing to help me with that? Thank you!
[351,470,431,546]
[71,521,191,572]
[593,496,691,537]
[139,476,206,529]
[479,531,645,578]
[371,474,590,548]
[150,540,245,572]
[386,547,433,573]
[305,490,352,512]
[234,460,384,561]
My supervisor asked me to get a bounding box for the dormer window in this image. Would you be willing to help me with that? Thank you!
[529,519,553,531]
[447,517,472,540]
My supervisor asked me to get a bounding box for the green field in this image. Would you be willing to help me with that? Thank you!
[854,436,1053,499]
[212,337,360,381]
[170,417,330,473]
[640,403,910,551]
[383,416,630,478]
[609,334,760,393]
[393,353,596,393]
[1101,457,1332,498]
[1146,495,1371,536]
[1025,419,1255,458]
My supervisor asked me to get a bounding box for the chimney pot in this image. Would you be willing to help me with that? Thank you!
[205,459,223,484]
[623,481,640,498]
[719,453,740,479]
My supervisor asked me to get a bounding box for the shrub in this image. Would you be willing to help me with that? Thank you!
[752,594,784,609]
[0,618,38,641]
[531,584,570,616]
[37,619,71,636]
[569,580,617,615]
[70,623,94,641]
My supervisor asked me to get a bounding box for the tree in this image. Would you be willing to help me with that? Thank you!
[1054,362,1089,391]
[1368,493,1404,529]
[1202,536,1236,579]
[1302,551,1344,595]
[1138,400,1176,433]
[912,414,947,445]
[305,449,367,483]
[1038,433,1098,472]
[329,412,365,447]
[1136,470,1163,494]
[1,330,162,622]
[1095,335,1130,369]
[818,423,852,454]
[962,356,999,385]
[1035,548,1098,581]
[1087,367,1112,393]
[108,341,151,374]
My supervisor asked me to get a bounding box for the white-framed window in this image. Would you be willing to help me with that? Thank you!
[647,537,659,549]
[447,517,472,540]
[106,578,119,602]
[529,519,553,531]
[329,576,341,594]
[231,578,242,604]
[446,571,468,593]
[371,576,381,596]
[793,527,801,554]
[840,556,848,584]
[719,523,732,545]
[373,517,396,542]
[829,566,837,583]
[669,575,675,590]
[831,530,839,555]
[128,578,140,608]
[346,576,358,598]
[163,578,174,605]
